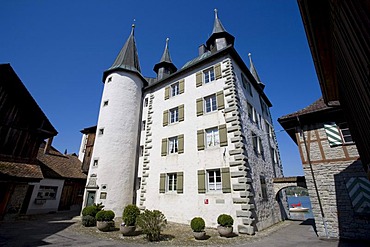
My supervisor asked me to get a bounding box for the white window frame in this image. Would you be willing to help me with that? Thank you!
[204,94,217,113]
[36,186,58,200]
[167,173,177,192]
[168,136,178,154]
[203,67,215,84]
[169,107,179,123]
[252,132,263,155]
[207,169,221,192]
[260,176,268,200]
[171,82,180,97]
[205,127,220,148]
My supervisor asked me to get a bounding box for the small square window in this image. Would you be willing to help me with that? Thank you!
[100,192,107,199]
[107,77,112,83]
[204,68,215,83]
[139,146,144,157]
[339,123,353,144]
[207,169,221,191]
[93,159,98,166]
[171,82,179,97]
[142,120,146,131]
[103,100,109,106]
[167,173,177,192]
[98,128,104,135]
[169,107,179,123]
[205,127,220,147]
[168,136,178,154]
[204,94,217,113]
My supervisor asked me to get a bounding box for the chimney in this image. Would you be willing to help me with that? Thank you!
[44,137,53,154]
[198,44,207,56]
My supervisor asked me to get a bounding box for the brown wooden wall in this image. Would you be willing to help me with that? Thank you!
[81,132,96,174]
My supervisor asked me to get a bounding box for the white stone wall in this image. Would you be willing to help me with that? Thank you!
[84,70,143,216]
[27,178,64,215]
[137,57,234,227]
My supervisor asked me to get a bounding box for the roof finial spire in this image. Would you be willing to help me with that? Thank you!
[248,52,264,89]
[248,52,253,64]
[214,8,218,19]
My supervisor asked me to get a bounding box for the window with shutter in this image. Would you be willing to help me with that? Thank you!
[159,173,166,193]
[197,170,206,193]
[205,127,219,147]
[178,134,184,154]
[196,98,204,116]
[221,168,231,193]
[167,173,177,192]
[163,110,169,127]
[197,130,205,150]
[178,104,184,122]
[215,63,222,79]
[169,107,179,123]
[324,122,343,147]
[219,124,228,146]
[161,138,168,156]
[207,169,221,191]
[196,72,203,87]
[216,91,225,110]
[179,79,185,94]
[204,67,215,83]
[204,94,217,113]
[164,86,170,100]
[177,172,183,193]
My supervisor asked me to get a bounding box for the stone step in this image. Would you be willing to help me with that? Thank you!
[238,224,255,235]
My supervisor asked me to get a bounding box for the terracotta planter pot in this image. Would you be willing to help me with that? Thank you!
[120,225,136,236]
[217,226,233,237]
[193,231,206,240]
[97,221,114,232]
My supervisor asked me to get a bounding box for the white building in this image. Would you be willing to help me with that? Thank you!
[81,10,285,234]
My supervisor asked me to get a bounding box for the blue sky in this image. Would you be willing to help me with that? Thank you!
[0,1,322,176]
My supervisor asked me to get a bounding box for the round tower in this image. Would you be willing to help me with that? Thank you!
[87,24,146,215]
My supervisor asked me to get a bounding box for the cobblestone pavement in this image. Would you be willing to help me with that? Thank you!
[0,210,368,246]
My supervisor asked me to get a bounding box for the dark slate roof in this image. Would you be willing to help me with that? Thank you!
[248,53,262,83]
[181,51,212,69]
[0,161,43,181]
[103,25,141,82]
[80,125,97,134]
[37,144,86,180]
[205,9,235,49]
[279,97,330,120]
[153,38,177,73]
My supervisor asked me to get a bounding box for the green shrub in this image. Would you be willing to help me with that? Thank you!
[122,204,140,226]
[190,217,205,232]
[137,209,167,242]
[82,203,104,217]
[82,215,96,227]
[96,210,115,222]
[217,214,234,227]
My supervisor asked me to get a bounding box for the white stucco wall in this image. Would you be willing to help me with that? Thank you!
[27,178,64,215]
[78,133,87,161]
[85,70,143,216]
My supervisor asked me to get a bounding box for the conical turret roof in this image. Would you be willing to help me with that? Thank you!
[103,24,141,82]
[206,9,235,50]
[153,38,177,75]
[248,53,265,89]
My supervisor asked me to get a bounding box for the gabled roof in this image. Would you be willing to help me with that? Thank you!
[278,97,343,143]
[102,24,143,83]
[37,144,86,180]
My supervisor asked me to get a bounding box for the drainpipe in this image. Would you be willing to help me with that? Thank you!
[297,116,329,238]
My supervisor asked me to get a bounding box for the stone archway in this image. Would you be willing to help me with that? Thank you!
[273,176,307,199]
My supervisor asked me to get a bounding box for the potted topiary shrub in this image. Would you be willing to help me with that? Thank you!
[81,203,104,227]
[190,217,206,240]
[96,210,115,232]
[217,214,234,237]
[120,204,140,236]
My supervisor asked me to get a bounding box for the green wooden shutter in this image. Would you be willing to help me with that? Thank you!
[324,122,343,147]
[161,138,168,156]
[179,104,184,122]
[196,98,203,116]
[215,63,222,79]
[178,134,184,154]
[216,91,225,110]
[219,124,228,147]
[177,172,183,194]
[196,72,203,87]
[165,86,170,100]
[197,130,205,150]
[163,110,169,126]
[179,79,185,94]
[197,170,206,193]
[221,168,231,193]
[159,173,166,193]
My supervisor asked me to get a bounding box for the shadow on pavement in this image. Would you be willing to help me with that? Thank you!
[0,210,79,247]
